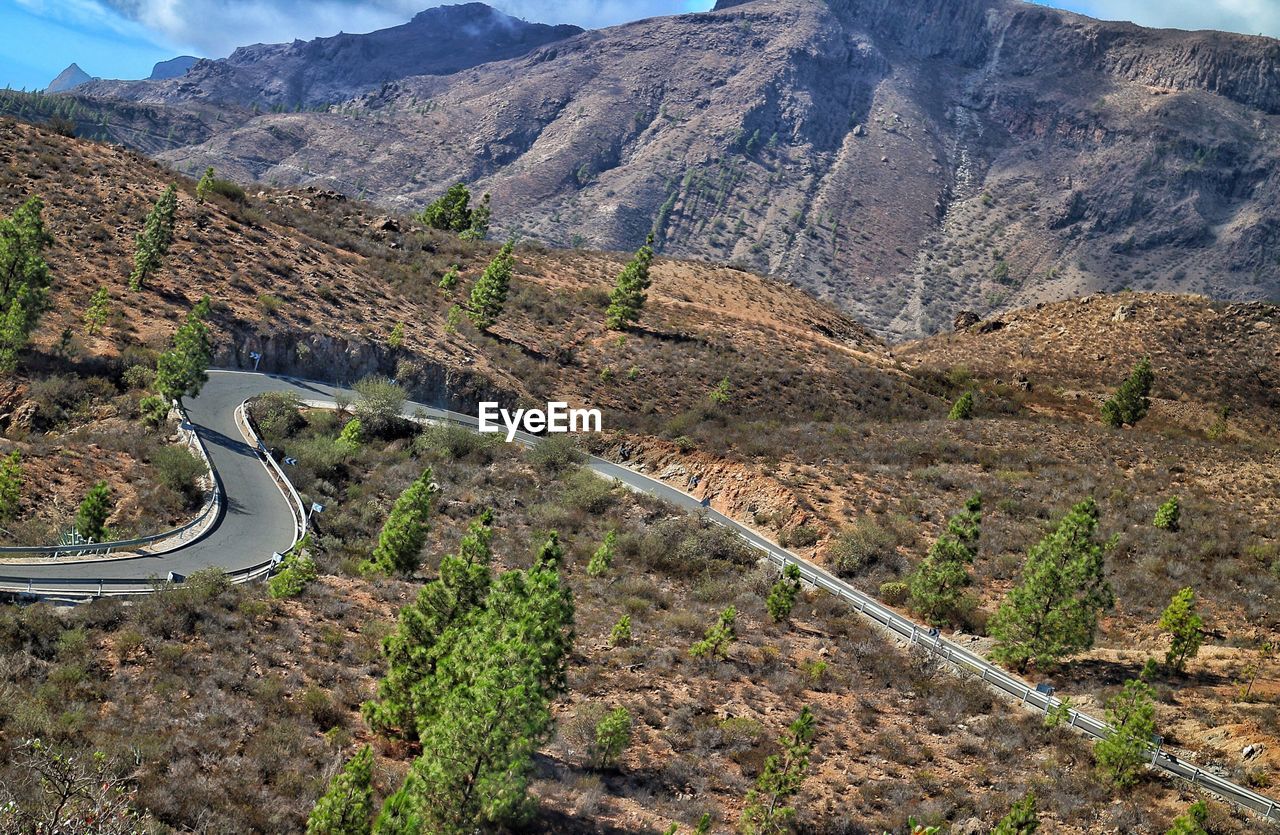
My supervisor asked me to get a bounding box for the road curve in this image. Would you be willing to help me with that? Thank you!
[0,369,1276,822]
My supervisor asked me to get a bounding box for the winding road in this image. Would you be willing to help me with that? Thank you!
[0,369,1276,823]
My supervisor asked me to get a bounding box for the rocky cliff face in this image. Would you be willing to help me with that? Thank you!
[42,0,1280,337]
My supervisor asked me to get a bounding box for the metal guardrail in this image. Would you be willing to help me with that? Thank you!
[0,374,1275,821]
[705,510,1280,822]
[0,403,221,558]
[0,399,306,600]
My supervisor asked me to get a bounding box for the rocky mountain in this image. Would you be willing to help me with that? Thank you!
[45,63,92,93]
[149,56,198,81]
[76,4,581,110]
[35,0,1280,336]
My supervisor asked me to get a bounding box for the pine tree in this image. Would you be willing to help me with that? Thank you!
[605,234,655,330]
[83,286,110,336]
[947,390,975,420]
[336,418,363,454]
[467,240,514,331]
[589,706,632,770]
[195,167,216,204]
[1095,678,1156,788]
[306,745,374,835]
[74,481,112,542]
[609,614,632,647]
[389,530,574,832]
[1154,496,1180,531]
[992,793,1039,835]
[0,196,54,371]
[909,494,982,625]
[154,296,212,403]
[690,606,737,660]
[766,563,803,623]
[1158,586,1203,673]
[587,529,616,577]
[417,183,474,232]
[460,193,491,241]
[129,184,178,290]
[0,450,21,522]
[362,469,437,576]
[363,511,495,736]
[739,706,816,835]
[1101,357,1154,427]
[1164,801,1208,835]
[438,265,460,292]
[989,498,1114,672]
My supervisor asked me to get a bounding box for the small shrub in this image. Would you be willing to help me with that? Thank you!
[879,581,909,605]
[1153,497,1180,532]
[830,519,896,576]
[527,434,584,476]
[151,445,206,506]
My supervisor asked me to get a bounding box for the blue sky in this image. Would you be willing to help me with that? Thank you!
[3,0,1278,92]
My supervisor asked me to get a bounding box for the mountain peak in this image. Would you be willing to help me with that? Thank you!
[46,63,93,93]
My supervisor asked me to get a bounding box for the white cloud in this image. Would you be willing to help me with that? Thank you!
[1065,0,1280,37]
[92,0,703,57]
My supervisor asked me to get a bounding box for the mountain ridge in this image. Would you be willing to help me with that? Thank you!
[25,0,1280,337]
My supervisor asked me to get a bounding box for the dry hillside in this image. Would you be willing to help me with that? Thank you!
[0,119,1278,831]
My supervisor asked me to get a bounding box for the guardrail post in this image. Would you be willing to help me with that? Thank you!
[97,580,103,598]
[1020,687,1030,706]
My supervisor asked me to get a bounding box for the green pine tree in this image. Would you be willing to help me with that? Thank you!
[154,296,213,403]
[460,193,491,241]
[74,481,112,542]
[609,614,632,647]
[605,234,655,330]
[1158,586,1203,673]
[766,563,803,623]
[1154,496,1180,532]
[589,706,633,770]
[385,530,574,832]
[586,529,616,577]
[336,418,363,454]
[1163,801,1208,835]
[0,450,22,523]
[129,184,179,290]
[989,498,1114,672]
[739,706,816,835]
[438,265,460,292]
[947,390,975,420]
[417,183,474,233]
[1101,357,1154,427]
[1095,678,1156,788]
[690,606,737,660]
[467,240,514,331]
[363,511,495,736]
[83,286,110,336]
[992,792,1039,835]
[362,469,437,576]
[0,196,54,371]
[195,167,216,204]
[908,495,982,626]
[306,745,374,835]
